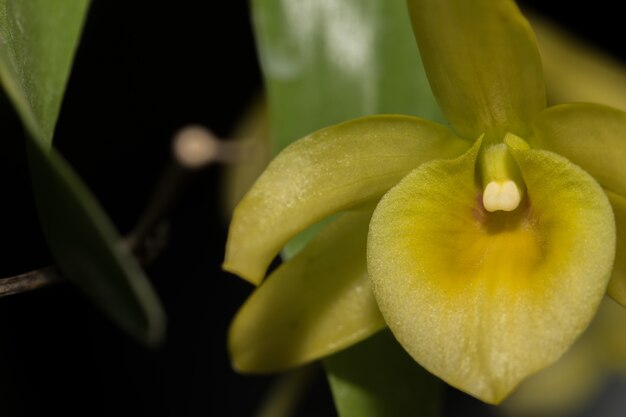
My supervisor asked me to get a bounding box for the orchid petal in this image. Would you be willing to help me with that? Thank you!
[368,141,615,403]
[229,209,384,372]
[532,103,626,196]
[606,191,626,307]
[224,115,469,285]
[407,0,545,140]
[530,16,626,110]
[532,104,626,306]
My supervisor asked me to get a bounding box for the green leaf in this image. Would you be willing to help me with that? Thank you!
[0,0,165,344]
[27,141,165,345]
[325,330,442,417]
[0,0,89,145]
[252,0,446,156]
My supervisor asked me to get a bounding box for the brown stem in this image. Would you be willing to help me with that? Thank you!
[0,266,62,298]
[0,125,242,298]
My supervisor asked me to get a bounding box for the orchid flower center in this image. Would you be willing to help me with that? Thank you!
[479,135,527,213]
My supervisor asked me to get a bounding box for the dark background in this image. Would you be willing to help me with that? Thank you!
[0,1,622,416]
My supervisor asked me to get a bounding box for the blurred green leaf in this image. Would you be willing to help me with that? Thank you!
[252,0,445,156]
[252,0,445,413]
[325,330,442,417]
[0,0,165,345]
[27,142,166,344]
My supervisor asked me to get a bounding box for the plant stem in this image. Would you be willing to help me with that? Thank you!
[0,266,62,298]
[126,125,236,255]
[0,125,239,298]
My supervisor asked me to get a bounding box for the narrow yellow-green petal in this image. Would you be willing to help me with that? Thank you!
[229,209,384,372]
[407,0,545,140]
[224,115,469,285]
[368,141,614,404]
[606,191,626,307]
[532,103,626,195]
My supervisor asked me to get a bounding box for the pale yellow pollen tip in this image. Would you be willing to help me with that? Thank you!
[483,180,521,212]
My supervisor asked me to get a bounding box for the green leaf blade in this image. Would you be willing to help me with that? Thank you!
[252,0,446,156]
[27,141,166,345]
[0,0,166,344]
[325,330,442,417]
[0,0,89,145]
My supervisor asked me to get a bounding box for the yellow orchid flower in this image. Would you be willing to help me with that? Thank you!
[223,0,626,405]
